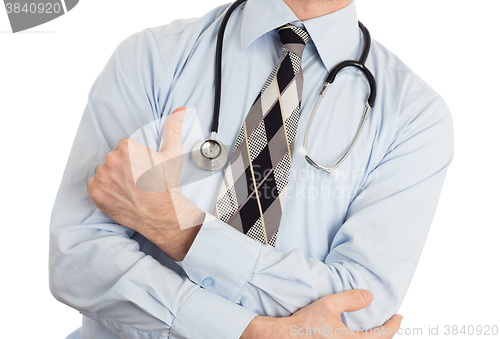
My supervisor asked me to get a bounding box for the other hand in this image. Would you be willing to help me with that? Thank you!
[241,290,402,338]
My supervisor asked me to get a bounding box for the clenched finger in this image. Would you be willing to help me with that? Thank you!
[95,163,105,175]
[362,314,403,338]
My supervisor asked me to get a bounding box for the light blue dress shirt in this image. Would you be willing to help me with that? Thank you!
[49,0,454,338]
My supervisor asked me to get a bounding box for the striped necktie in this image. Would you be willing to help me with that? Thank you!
[214,25,310,247]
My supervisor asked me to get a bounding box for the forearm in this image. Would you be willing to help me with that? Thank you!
[51,200,255,339]
[145,189,204,262]
[238,290,399,339]
[240,316,286,339]
[179,214,399,329]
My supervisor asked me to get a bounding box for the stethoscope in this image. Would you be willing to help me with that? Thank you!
[192,0,377,178]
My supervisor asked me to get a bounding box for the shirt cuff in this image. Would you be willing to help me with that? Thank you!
[178,213,262,302]
[170,287,257,339]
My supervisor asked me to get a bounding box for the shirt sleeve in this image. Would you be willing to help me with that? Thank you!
[49,28,256,339]
[178,90,454,330]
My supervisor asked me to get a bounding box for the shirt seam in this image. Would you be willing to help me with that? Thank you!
[383,62,436,98]
[155,21,213,114]
[144,28,171,125]
[146,28,170,86]
[145,21,211,120]
[80,310,170,338]
[148,20,212,40]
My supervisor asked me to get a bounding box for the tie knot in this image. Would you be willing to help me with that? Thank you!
[278,25,310,48]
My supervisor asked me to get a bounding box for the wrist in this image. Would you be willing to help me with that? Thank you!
[169,189,205,230]
[146,190,205,261]
[240,315,288,339]
[157,224,201,261]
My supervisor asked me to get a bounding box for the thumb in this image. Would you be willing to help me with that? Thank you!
[159,107,187,158]
[332,289,373,314]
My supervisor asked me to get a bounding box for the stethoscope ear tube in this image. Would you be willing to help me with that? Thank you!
[301,105,372,175]
[358,21,371,65]
[325,21,376,106]
[326,62,376,106]
[361,66,376,107]
[212,0,248,134]
[194,0,246,172]
[299,20,376,175]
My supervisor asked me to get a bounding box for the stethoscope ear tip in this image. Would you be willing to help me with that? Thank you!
[296,146,308,157]
[329,169,341,180]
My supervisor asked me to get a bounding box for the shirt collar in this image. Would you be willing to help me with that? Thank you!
[240,0,360,71]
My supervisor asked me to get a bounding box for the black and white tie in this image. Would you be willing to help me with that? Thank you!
[214,25,310,246]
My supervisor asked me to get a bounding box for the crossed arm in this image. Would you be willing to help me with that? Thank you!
[49,29,453,339]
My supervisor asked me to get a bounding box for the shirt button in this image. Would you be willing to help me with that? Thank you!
[203,277,214,287]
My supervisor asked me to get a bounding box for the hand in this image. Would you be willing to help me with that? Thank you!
[240,290,402,339]
[87,107,205,260]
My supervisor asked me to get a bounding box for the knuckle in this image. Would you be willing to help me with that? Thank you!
[96,167,109,182]
[87,178,94,193]
[88,182,99,200]
[90,187,105,209]
[105,152,116,166]
[116,137,128,149]
[119,142,129,155]
[321,295,338,314]
[348,290,365,307]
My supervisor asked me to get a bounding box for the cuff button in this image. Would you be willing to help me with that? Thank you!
[202,277,214,287]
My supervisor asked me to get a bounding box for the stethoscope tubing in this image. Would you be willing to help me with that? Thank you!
[195,0,377,174]
[212,0,247,134]
[304,105,371,172]
[300,21,376,174]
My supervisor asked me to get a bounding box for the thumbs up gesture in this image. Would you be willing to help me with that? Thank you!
[87,107,205,260]
[128,107,188,193]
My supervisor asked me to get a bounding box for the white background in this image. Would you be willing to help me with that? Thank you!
[1,0,499,338]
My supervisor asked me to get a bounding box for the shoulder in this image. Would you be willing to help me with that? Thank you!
[105,4,229,91]
[145,3,230,62]
[369,39,441,107]
[112,3,231,75]
[369,38,452,123]
[146,3,229,41]
[368,39,454,161]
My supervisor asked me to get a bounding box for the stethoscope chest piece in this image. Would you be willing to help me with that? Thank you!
[191,137,228,171]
